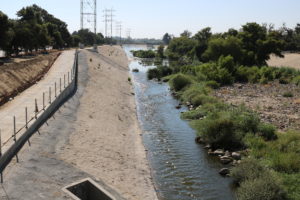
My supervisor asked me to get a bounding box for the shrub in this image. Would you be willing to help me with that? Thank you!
[198,112,244,149]
[205,80,220,89]
[190,94,217,107]
[231,159,267,184]
[181,109,205,120]
[279,77,290,84]
[132,68,139,72]
[236,176,288,200]
[170,74,193,91]
[235,66,249,82]
[280,173,300,200]
[260,66,275,81]
[233,107,260,134]
[235,66,261,83]
[258,123,277,140]
[147,68,160,80]
[218,55,235,73]
[271,152,300,173]
[292,75,300,85]
[181,83,210,102]
[283,92,293,98]
[194,63,234,85]
[132,50,156,58]
[217,68,234,85]
[147,66,173,80]
[247,66,261,83]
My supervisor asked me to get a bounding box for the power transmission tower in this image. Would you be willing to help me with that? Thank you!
[109,8,115,41]
[115,21,122,44]
[80,0,97,34]
[103,9,110,38]
[126,28,131,39]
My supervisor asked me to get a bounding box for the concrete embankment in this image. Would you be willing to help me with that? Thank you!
[0,46,157,200]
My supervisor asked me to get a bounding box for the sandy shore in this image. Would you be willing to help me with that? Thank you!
[0,46,157,200]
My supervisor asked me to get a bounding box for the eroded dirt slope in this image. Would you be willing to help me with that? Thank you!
[0,52,60,105]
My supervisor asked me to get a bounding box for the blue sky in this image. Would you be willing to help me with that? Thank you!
[1,0,300,39]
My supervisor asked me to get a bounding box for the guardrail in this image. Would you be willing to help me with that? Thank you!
[0,50,79,182]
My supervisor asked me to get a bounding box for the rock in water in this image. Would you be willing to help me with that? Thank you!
[232,152,241,160]
[219,168,230,176]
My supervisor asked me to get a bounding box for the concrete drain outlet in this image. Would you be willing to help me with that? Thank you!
[63,178,115,200]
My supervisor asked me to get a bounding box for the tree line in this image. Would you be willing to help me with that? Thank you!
[0,4,106,56]
[163,23,300,66]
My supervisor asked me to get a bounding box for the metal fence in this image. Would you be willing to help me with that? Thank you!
[0,50,79,182]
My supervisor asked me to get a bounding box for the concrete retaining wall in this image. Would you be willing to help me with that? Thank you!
[0,50,79,173]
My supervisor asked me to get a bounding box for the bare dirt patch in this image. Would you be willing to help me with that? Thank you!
[0,52,61,105]
[214,82,300,131]
[268,53,300,69]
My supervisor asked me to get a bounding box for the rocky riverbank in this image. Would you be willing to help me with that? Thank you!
[213,81,300,131]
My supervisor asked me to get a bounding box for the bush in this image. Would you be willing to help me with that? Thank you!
[190,94,217,107]
[292,75,300,85]
[181,109,205,120]
[147,66,173,80]
[235,66,261,83]
[218,55,235,73]
[231,159,267,184]
[247,66,261,83]
[280,173,300,200]
[194,63,234,85]
[283,92,293,97]
[235,66,249,82]
[236,176,288,200]
[217,68,234,85]
[258,123,277,140]
[279,77,290,84]
[260,66,275,82]
[169,74,193,91]
[271,152,300,173]
[180,83,210,102]
[233,107,260,134]
[132,50,156,58]
[147,68,160,80]
[205,80,220,89]
[198,112,244,149]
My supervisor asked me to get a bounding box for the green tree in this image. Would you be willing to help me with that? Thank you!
[193,27,212,61]
[180,30,192,38]
[238,22,284,65]
[166,36,197,62]
[157,45,165,58]
[203,36,243,63]
[0,11,11,54]
[163,33,172,45]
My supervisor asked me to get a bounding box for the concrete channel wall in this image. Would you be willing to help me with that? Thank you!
[0,50,79,174]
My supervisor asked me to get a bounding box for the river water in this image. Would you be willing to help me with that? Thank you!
[124,45,235,200]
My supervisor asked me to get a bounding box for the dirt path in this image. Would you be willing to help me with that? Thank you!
[0,46,157,200]
[0,50,75,153]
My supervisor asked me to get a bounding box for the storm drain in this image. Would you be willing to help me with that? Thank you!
[63,178,115,200]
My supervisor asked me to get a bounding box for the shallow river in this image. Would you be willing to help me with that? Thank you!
[124,45,235,200]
